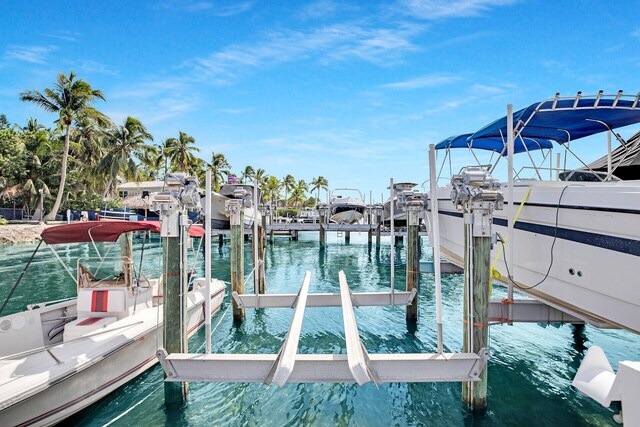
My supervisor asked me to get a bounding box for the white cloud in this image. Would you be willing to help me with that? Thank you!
[186,22,424,82]
[382,74,462,89]
[160,0,255,16]
[5,45,56,64]
[401,0,517,19]
[218,108,252,114]
[44,31,80,42]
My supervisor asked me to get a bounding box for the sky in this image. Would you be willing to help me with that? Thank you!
[1,0,640,201]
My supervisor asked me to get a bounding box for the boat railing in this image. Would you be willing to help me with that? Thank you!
[514,166,621,182]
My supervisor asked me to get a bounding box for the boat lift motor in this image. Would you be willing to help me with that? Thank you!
[149,173,201,237]
[450,166,503,238]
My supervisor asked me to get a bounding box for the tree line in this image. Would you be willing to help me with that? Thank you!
[0,72,329,220]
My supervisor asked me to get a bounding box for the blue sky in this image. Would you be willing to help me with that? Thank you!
[2,0,640,201]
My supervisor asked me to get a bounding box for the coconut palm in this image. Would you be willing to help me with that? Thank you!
[97,117,154,197]
[288,183,307,207]
[165,131,200,174]
[262,175,281,204]
[282,174,295,207]
[210,151,231,191]
[19,72,106,220]
[310,176,329,205]
[254,168,267,187]
[241,166,255,184]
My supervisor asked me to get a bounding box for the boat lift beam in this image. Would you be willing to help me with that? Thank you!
[489,299,584,324]
[232,290,417,309]
[157,271,488,385]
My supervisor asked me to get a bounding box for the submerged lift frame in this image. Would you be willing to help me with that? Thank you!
[157,271,489,386]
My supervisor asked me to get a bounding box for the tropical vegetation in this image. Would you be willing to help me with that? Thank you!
[0,72,330,220]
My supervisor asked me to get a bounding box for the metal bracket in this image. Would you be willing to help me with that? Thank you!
[156,348,178,378]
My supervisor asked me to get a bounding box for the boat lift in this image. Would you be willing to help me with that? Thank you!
[157,270,489,385]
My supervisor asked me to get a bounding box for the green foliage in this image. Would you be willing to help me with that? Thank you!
[0,128,27,183]
[64,193,123,211]
[275,207,299,218]
[0,216,7,226]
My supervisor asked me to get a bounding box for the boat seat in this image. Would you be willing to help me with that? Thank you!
[63,316,117,342]
[77,289,128,316]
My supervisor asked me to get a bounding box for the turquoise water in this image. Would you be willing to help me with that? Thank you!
[1,233,638,426]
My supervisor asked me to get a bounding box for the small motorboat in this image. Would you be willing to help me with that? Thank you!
[0,221,225,426]
[329,189,366,224]
[207,183,261,229]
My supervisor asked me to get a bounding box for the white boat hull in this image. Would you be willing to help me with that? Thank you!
[330,210,364,224]
[433,180,640,333]
[0,284,225,427]
[209,192,260,229]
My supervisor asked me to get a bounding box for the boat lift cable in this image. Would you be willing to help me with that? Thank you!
[0,240,42,316]
[499,185,571,291]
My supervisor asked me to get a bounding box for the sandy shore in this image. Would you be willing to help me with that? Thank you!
[0,223,52,244]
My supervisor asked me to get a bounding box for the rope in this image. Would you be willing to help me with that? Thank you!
[101,384,162,427]
[490,187,532,293]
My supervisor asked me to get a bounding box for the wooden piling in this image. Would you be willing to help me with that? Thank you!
[162,231,187,403]
[319,210,326,246]
[345,230,350,243]
[218,234,224,247]
[375,212,381,248]
[462,225,491,410]
[258,226,266,293]
[406,210,419,323]
[230,205,245,321]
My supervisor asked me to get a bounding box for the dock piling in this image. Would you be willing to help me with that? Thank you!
[451,167,503,411]
[228,200,245,321]
[345,230,350,244]
[405,208,420,323]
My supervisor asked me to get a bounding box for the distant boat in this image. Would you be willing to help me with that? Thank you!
[208,183,261,229]
[0,221,225,426]
[329,189,365,224]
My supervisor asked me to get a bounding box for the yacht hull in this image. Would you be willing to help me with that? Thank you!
[433,180,640,333]
[0,284,225,427]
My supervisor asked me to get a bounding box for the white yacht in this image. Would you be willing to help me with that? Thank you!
[431,91,640,334]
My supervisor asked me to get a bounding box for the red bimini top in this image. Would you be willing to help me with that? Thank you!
[41,220,205,245]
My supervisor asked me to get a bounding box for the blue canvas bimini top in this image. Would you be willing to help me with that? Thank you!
[435,133,553,155]
[470,97,640,143]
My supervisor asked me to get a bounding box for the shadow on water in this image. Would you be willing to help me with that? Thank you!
[3,234,636,426]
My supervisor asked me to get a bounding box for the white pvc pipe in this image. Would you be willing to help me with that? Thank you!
[253,180,259,297]
[390,177,395,304]
[507,104,515,311]
[429,145,443,353]
[556,153,561,180]
[205,169,212,354]
[607,131,612,180]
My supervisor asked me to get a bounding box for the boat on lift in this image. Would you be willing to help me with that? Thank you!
[0,221,226,426]
[383,182,418,227]
[329,188,366,224]
[431,91,640,334]
[208,182,261,229]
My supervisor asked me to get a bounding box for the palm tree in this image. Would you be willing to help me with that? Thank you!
[20,72,106,220]
[241,166,255,184]
[310,176,329,205]
[262,175,281,204]
[254,168,267,185]
[97,117,154,198]
[210,151,231,191]
[288,183,307,207]
[165,131,200,174]
[282,174,295,207]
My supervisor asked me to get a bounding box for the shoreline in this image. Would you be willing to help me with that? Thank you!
[0,223,52,244]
